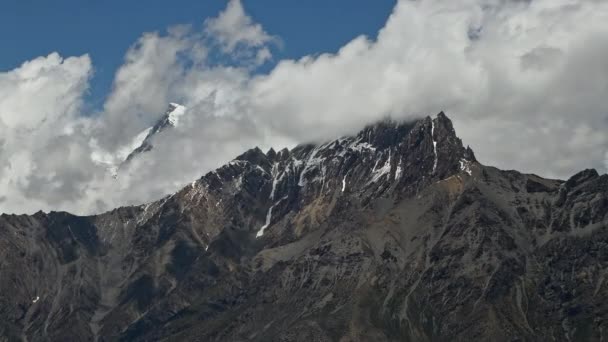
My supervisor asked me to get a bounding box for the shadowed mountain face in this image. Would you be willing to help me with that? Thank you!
[1,113,607,341]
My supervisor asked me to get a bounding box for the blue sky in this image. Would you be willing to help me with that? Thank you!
[0,0,395,108]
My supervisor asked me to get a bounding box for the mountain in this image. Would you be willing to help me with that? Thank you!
[122,103,187,164]
[93,103,188,178]
[1,113,607,341]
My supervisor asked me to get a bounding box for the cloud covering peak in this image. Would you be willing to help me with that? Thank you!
[1,0,607,215]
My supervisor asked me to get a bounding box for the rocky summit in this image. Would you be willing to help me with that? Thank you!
[1,113,607,341]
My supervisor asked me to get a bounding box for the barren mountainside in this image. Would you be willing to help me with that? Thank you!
[1,113,607,341]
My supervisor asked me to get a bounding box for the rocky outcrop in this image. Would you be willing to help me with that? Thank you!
[1,113,607,341]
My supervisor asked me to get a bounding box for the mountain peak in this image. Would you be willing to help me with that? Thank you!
[429,112,476,163]
[211,112,477,213]
[121,102,187,165]
[355,118,417,150]
[565,168,600,188]
[352,112,468,159]
[235,146,271,167]
[349,113,475,178]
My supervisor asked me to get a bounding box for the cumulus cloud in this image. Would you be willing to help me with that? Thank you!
[97,28,207,150]
[1,0,607,215]
[204,0,278,65]
[0,53,89,130]
[0,53,94,212]
[250,0,608,178]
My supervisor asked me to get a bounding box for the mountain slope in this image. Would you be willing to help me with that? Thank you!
[1,113,607,341]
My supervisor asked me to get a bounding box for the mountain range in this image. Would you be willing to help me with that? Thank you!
[1,113,607,341]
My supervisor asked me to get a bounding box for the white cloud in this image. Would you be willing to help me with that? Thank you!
[250,0,608,178]
[98,29,208,150]
[204,0,277,65]
[1,0,607,215]
[0,52,90,131]
[0,53,93,213]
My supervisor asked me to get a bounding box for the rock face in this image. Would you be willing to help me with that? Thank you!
[1,113,607,342]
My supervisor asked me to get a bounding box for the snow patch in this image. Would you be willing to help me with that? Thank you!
[167,103,187,127]
[269,164,286,200]
[349,140,376,153]
[233,175,244,191]
[459,159,473,176]
[32,296,40,303]
[395,159,403,180]
[319,165,328,190]
[229,159,268,176]
[342,175,347,192]
[370,151,392,183]
[121,127,152,159]
[256,206,274,238]
[298,147,323,187]
[256,196,288,238]
[431,119,438,173]
[255,165,268,175]
[270,164,279,199]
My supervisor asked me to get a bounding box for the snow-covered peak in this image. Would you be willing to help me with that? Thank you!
[94,102,188,179]
[167,103,187,127]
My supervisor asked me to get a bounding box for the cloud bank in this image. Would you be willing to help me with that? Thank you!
[1,0,607,215]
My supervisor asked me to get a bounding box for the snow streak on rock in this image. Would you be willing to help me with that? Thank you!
[431,119,438,174]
